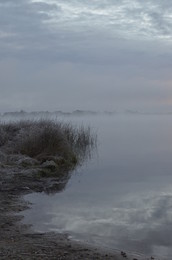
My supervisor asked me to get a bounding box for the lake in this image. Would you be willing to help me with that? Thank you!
[23,114,172,259]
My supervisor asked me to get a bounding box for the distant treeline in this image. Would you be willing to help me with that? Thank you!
[0,110,116,117]
[1,110,172,118]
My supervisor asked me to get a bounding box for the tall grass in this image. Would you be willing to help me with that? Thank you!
[0,120,96,164]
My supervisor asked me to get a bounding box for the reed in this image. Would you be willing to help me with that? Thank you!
[0,119,96,165]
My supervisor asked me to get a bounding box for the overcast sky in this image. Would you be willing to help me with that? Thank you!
[1,0,172,112]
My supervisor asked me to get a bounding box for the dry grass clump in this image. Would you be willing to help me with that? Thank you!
[61,123,95,159]
[0,120,96,165]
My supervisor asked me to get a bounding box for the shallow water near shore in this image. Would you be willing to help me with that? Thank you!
[23,115,172,259]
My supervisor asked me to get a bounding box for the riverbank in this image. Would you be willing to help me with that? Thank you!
[0,182,116,260]
[0,163,149,260]
[0,120,152,259]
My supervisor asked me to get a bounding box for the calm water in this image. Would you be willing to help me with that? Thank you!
[23,115,172,259]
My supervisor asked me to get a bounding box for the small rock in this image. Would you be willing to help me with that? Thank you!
[23,186,30,190]
[121,251,127,258]
[42,160,58,171]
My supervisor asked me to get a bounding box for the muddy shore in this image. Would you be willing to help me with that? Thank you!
[0,163,155,260]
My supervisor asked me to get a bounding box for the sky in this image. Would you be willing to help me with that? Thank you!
[1,0,172,112]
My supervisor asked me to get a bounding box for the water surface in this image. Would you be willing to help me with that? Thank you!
[23,115,172,259]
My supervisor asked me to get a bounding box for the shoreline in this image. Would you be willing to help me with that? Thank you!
[0,164,154,260]
[0,120,158,259]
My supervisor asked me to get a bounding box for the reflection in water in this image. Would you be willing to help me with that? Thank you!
[23,115,172,259]
[24,191,172,258]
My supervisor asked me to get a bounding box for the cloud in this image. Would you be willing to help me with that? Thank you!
[1,0,172,112]
[1,0,172,64]
[0,0,52,58]
[29,0,172,41]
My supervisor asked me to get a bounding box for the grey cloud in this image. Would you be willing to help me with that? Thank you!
[1,0,172,64]
[1,0,172,112]
[148,11,172,36]
[0,0,51,52]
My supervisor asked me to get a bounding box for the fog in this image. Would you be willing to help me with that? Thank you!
[22,114,172,259]
[2,3,172,258]
[1,0,172,113]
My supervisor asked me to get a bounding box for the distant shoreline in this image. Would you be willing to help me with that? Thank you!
[1,109,172,119]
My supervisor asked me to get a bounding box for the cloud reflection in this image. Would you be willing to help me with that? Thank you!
[23,191,172,258]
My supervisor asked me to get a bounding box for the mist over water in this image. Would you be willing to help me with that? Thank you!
[23,115,172,259]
